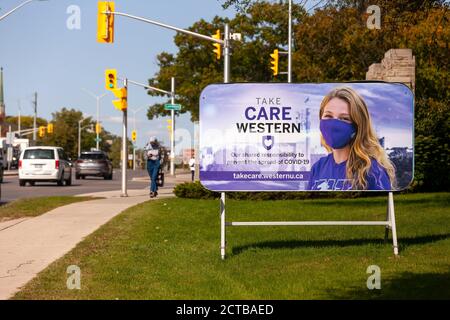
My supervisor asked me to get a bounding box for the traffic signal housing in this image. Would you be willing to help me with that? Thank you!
[270,49,279,76]
[95,123,102,134]
[105,69,117,90]
[47,123,54,134]
[167,119,173,138]
[112,87,127,111]
[39,126,46,138]
[97,2,115,43]
[131,130,137,142]
[212,29,221,60]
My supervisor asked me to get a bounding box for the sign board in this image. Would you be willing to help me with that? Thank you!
[164,103,182,111]
[199,83,414,192]
[94,137,102,142]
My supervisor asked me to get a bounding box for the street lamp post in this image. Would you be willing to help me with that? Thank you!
[82,89,107,150]
[130,106,145,171]
[78,118,93,158]
[0,0,48,22]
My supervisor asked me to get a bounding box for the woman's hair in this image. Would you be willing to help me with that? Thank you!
[319,86,396,189]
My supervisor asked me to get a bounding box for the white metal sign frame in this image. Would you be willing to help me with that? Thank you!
[219,191,399,259]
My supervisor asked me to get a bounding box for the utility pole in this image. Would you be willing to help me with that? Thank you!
[18,100,21,137]
[33,92,37,142]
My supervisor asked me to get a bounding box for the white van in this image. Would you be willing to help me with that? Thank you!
[18,146,72,186]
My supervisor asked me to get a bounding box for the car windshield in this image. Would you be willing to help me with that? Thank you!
[23,149,55,160]
[80,153,106,160]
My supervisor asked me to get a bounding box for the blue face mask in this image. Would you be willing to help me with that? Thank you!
[320,119,356,149]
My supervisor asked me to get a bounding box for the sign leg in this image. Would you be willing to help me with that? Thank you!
[220,192,226,260]
[388,192,399,256]
[384,193,390,243]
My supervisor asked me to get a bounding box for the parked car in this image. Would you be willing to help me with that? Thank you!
[75,151,113,180]
[18,146,72,186]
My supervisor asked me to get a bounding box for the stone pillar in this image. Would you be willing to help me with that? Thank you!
[366,49,415,92]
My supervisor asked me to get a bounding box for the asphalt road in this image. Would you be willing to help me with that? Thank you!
[0,169,169,203]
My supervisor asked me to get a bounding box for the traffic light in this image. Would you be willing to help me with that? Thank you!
[105,69,117,90]
[39,126,46,138]
[97,2,115,43]
[112,87,127,111]
[212,29,221,60]
[167,119,173,138]
[47,123,54,134]
[131,130,137,142]
[96,123,102,134]
[270,49,279,76]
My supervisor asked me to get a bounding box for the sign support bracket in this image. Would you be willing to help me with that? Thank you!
[219,191,399,259]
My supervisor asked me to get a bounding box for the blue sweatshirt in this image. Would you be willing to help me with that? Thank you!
[307,153,391,191]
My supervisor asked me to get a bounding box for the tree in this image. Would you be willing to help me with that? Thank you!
[5,115,47,133]
[146,0,449,191]
[146,2,306,121]
[37,108,115,160]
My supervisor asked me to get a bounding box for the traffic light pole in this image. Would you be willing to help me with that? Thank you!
[121,78,128,197]
[106,11,225,45]
[170,77,175,176]
[221,23,231,260]
[119,77,175,175]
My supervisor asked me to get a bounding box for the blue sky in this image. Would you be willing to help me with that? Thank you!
[0,0,236,150]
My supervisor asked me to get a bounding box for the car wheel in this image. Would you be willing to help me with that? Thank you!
[19,179,26,187]
[104,174,109,180]
[81,175,86,180]
[29,181,35,186]
[57,173,64,186]
[65,174,72,186]
[108,173,113,180]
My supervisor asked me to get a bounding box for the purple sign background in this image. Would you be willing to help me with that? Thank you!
[199,83,414,192]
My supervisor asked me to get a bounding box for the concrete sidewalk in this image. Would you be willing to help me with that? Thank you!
[0,187,174,300]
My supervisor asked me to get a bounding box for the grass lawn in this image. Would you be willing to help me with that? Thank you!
[13,192,450,300]
[0,196,101,222]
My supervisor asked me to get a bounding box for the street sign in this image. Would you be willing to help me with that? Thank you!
[164,103,181,111]
[95,137,102,142]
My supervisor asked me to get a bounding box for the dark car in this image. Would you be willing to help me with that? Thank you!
[75,151,113,180]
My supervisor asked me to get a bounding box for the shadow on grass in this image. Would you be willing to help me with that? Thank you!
[231,233,450,256]
[325,269,450,299]
[302,196,450,207]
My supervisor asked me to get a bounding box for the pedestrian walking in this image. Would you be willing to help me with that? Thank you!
[144,136,161,198]
[189,156,195,182]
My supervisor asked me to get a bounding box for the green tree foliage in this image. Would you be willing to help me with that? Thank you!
[36,108,115,160]
[5,115,47,131]
[148,0,449,191]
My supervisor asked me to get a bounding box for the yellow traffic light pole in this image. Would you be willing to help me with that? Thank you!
[117,76,175,176]
[97,3,234,258]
